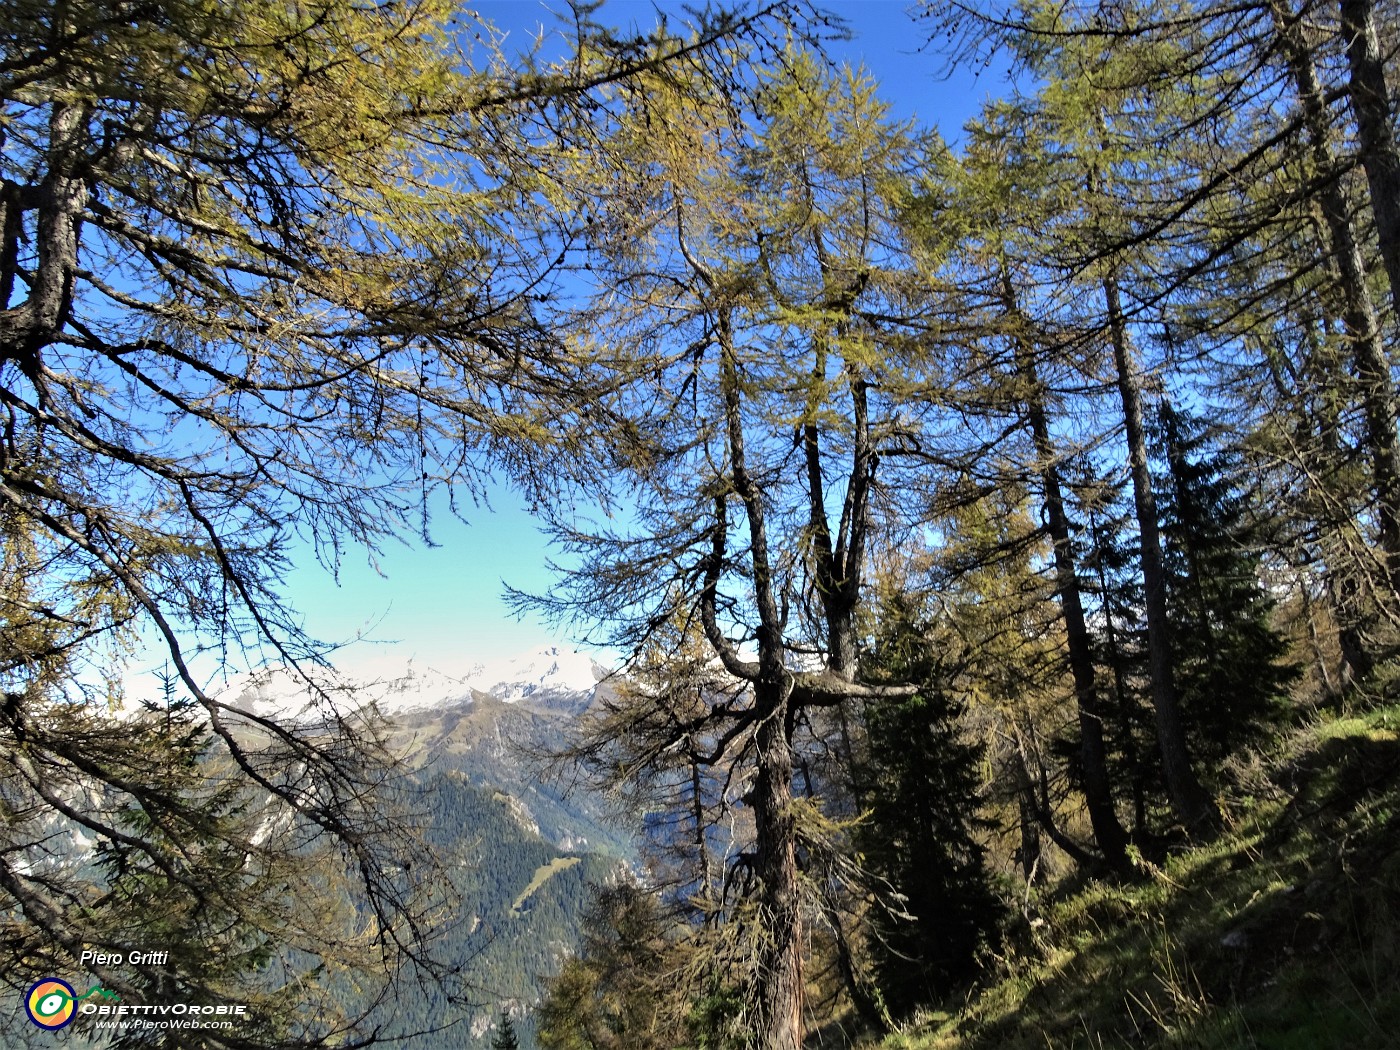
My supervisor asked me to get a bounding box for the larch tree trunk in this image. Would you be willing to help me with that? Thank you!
[1274,0,1400,604]
[708,310,808,1050]
[1088,505,1152,838]
[1003,269,1131,871]
[751,686,805,1050]
[1340,0,1400,320]
[1103,273,1221,835]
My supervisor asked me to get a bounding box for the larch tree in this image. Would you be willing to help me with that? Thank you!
[521,52,938,1050]
[925,0,1400,680]
[923,102,1137,871]
[919,0,1387,833]
[924,15,1223,834]
[1254,0,1400,664]
[0,0,819,1043]
[1338,0,1400,321]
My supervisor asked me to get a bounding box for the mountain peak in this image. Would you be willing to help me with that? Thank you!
[216,645,610,722]
[470,645,606,705]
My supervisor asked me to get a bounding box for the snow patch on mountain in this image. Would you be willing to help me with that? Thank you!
[353,662,478,715]
[215,645,608,722]
[218,668,345,722]
[470,645,607,706]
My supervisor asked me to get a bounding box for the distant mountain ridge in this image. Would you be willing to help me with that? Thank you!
[371,648,630,1046]
[220,644,612,722]
[387,687,633,859]
[215,644,627,858]
[378,771,623,1048]
[218,645,631,1048]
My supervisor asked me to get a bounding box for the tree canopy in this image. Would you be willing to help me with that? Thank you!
[0,1,822,1044]
[539,0,1397,1044]
[6,0,1398,1046]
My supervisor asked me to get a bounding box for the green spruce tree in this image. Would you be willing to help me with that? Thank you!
[855,601,1006,1021]
[491,1011,520,1050]
[1154,402,1297,773]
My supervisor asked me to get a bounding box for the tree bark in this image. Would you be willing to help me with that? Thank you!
[751,684,804,1050]
[0,100,89,374]
[1011,729,1099,869]
[819,371,873,679]
[1087,507,1151,839]
[799,250,874,682]
[1103,273,1221,835]
[1340,0,1400,321]
[1274,0,1400,605]
[1003,270,1130,871]
[1017,792,1042,884]
[1330,568,1377,682]
[705,312,807,1050]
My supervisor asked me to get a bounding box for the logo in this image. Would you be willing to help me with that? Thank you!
[26,979,77,1030]
[24,980,119,1030]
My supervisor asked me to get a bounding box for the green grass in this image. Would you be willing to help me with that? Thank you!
[510,855,582,915]
[878,704,1400,1050]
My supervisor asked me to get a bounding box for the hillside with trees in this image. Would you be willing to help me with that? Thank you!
[1,0,1398,1048]
[525,0,1400,1045]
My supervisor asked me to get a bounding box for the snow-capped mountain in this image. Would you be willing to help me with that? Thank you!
[218,644,610,722]
[60,646,633,1050]
[466,645,610,713]
[217,665,367,722]
[211,644,630,858]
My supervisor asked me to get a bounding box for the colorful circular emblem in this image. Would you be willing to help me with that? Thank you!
[25,978,77,1030]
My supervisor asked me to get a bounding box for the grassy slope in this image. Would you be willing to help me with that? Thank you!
[882,705,1400,1050]
[512,856,584,914]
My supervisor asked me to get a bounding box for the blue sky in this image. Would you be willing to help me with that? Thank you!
[134,1,1016,692]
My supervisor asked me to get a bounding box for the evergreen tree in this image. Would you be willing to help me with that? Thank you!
[492,1012,521,1050]
[854,601,1006,1021]
[536,882,685,1050]
[923,0,1400,676]
[1154,403,1297,771]
[1067,406,1298,831]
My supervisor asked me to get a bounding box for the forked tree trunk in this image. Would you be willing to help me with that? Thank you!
[710,313,808,1050]
[0,99,88,372]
